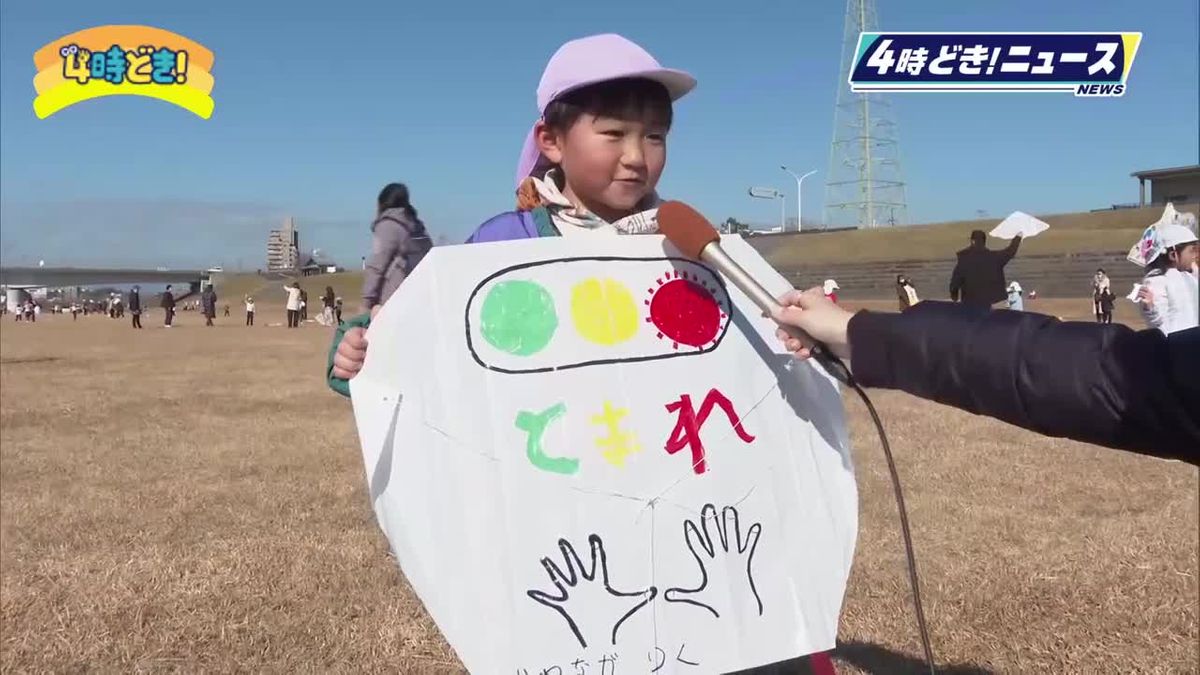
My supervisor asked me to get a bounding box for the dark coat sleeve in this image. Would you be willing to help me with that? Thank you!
[948,257,963,302]
[847,301,1199,464]
[1000,235,1022,264]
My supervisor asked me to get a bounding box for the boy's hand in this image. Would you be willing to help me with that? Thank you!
[332,327,368,380]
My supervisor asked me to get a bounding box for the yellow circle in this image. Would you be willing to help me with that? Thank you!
[570,278,639,346]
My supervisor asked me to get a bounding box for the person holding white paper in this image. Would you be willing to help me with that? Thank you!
[1135,223,1199,335]
[949,230,1022,308]
[326,33,849,675]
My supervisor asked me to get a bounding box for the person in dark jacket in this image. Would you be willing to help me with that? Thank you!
[128,285,143,329]
[201,286,218,327]
[949,230,1022,308]
[363,183,432,317]
[771,287,1198,464]
[1098,288,1115,324]
[161,285,176,327]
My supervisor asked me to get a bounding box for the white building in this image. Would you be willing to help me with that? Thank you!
[266,217,300,271]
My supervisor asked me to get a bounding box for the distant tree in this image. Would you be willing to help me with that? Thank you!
[723,217,749,235]
[435,234,450,246]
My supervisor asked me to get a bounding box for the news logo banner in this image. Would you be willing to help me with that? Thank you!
[33,25,215,119]
[848,32,1141,96]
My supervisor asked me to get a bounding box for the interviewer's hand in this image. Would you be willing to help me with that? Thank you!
[332,327,368,380]
[770,287,853,362]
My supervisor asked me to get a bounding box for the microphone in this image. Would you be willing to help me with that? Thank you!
[657,200,854,385]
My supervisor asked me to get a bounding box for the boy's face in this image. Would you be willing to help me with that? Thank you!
[536,113,667,222]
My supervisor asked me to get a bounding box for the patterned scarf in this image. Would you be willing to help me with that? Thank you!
[516,170,659,236]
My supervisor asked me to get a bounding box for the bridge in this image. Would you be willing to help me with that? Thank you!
[0,266,210,288]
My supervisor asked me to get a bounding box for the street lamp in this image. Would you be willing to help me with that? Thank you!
[781,166,817,233]
[748,187,786,232]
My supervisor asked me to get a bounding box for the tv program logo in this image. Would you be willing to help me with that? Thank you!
[33,25,215,119]
[848,32,1141,97]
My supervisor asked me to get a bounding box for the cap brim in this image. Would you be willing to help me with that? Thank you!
[552,67,697,104]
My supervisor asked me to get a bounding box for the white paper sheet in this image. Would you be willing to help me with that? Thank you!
[990,211,1050,240]
[350,236,858,674]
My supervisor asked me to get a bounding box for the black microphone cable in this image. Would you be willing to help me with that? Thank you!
[824,350,937,675]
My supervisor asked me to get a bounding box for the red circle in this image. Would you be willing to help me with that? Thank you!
[648,278,721,347]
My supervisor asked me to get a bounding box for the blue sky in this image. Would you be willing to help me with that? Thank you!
[1,0,1196,269]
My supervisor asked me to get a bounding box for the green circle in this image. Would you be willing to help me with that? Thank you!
[480,280,558,356]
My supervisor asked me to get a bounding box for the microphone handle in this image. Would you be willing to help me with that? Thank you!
[699,243,854,386]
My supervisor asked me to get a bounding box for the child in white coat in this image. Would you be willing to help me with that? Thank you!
[1135,223,1199,335]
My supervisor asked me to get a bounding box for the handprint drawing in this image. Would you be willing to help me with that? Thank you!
[527,534,657,648]
[664,503,764,618]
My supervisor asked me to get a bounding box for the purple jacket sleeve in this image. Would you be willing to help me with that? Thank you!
[847,301,1199,464]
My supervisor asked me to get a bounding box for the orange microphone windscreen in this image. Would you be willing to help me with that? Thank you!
[657,200,720,260]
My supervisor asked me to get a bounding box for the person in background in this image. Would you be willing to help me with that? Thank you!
[322,286,336,326]
[1091,268,1111,322]
[1006,280,1024,311]
[201,285,218,327]
[896,274,919,311]
[334,297,344,325]
[299,288,309,322]
[361,182,433,318]
[223,304,230,317]
[245,296,256,326]
[770,287,1198,462]
[822,279,839,304]
[284,282,302,328]
[128,285,142,329]
[1098,287,1115,324]
[71,303,79,321]
[1135,223,1198,335]
[161,285,176,327]
[949,230,1022,308]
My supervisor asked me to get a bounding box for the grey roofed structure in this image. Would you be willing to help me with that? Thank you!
[1130,164,1200,207]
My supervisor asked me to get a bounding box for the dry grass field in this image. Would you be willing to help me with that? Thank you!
[1,298,1195,673]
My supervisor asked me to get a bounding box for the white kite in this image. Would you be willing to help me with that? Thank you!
[990,211,1049,240]
[350,235,858,674]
